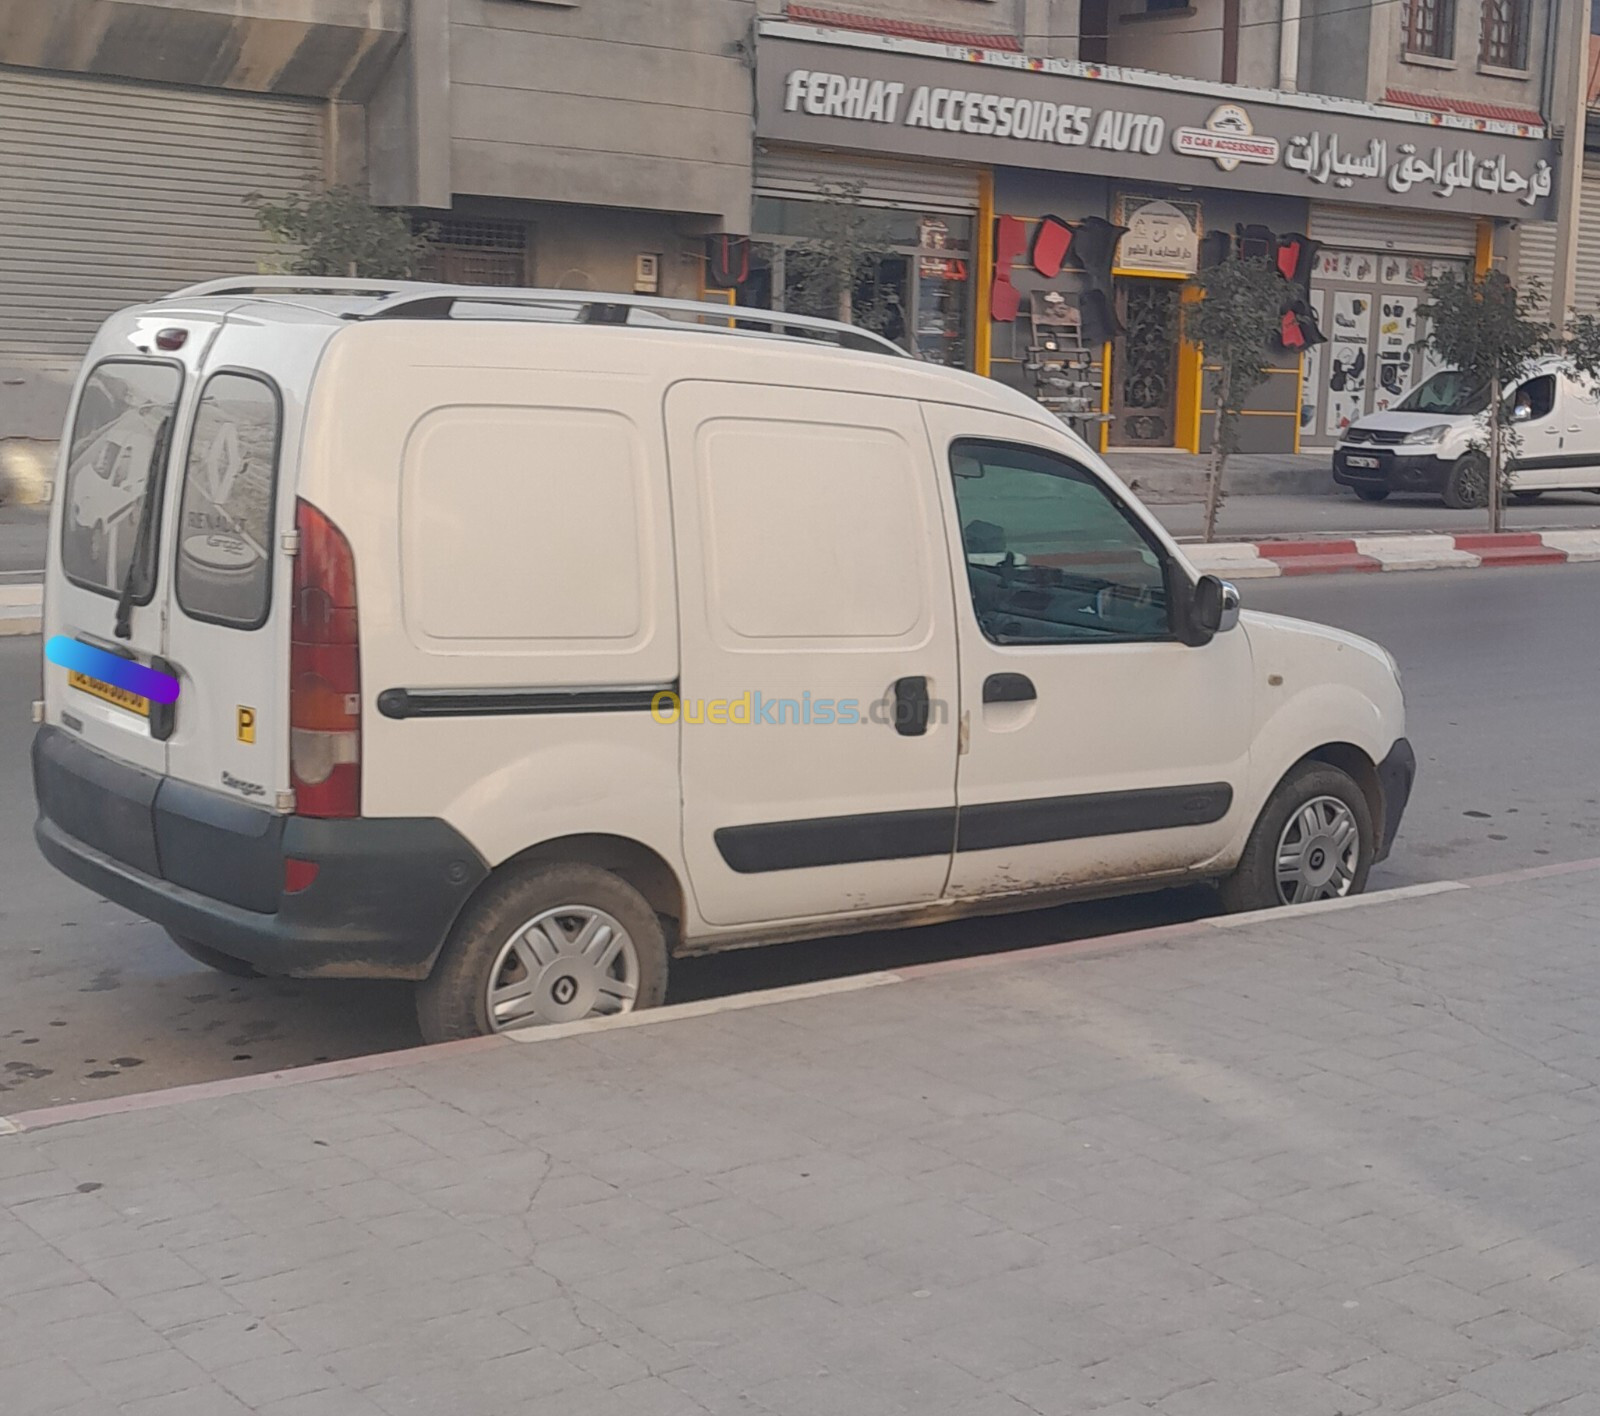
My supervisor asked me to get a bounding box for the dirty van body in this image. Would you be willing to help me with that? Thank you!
[36,281,1413,1041]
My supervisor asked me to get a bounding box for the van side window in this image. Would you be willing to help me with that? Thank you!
[175,373,281,630]
[950,439,1170,645]
[1512,374,1556,421]
[60,360,184,598]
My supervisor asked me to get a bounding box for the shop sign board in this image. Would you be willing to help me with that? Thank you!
[1114,195,1201,274]
[758,37,1556,220]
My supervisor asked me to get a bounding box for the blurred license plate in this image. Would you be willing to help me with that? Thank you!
[68,670,150,718]
[1347,455,1380,469]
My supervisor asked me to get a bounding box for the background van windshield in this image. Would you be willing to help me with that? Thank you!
[1395,370,1489,416]
[59,361,183,597]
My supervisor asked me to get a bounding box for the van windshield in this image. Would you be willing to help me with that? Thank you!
[60,361,183,597]
[1395,370,1489,416]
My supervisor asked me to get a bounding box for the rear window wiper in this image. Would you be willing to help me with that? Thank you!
[113,414,173,641]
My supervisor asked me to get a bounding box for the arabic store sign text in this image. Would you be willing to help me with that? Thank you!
[769,59,1555,217]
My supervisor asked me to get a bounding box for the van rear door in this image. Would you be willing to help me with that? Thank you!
[47,349,198,780]
[159,317,301,819]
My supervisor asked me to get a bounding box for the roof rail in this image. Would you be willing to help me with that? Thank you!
[161,279,912,359]
[167,276,440,300]
[357,288,913,358]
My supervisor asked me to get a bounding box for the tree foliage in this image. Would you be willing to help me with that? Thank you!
[1184,257,1286,541]
[1419,269,1555,532]
[247,186,433,280]
[780,181,904,338]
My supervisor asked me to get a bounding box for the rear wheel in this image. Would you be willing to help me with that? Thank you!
[1352,485,1391,502]
[416,862,668,1042]
[1219,762,1374,914]
[167,932,260,979]
[1442,453,1489,510]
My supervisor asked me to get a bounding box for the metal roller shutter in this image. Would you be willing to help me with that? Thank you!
[755,145,980,211]
[1309,202,1478,257]
[1515,155,1600,317]
[0,66,325,373]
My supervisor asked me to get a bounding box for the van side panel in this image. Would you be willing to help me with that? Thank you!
[306,328,684,882]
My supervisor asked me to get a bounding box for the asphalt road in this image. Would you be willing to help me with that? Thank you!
[0,503,49,581]
[4,562,1599,1110]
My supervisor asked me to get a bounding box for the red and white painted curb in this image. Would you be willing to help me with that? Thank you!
[1188,529,1600,578]
[4,856,1598,1137]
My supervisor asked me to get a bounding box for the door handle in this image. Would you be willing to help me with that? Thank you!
[891,676,931,737]
[1568,425,1582,433]
[983,672,1037,704]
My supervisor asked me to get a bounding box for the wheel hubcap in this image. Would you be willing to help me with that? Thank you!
[486,905,640,1031]
[1275,796,1361,906]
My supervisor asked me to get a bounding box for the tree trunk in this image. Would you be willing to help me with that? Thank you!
[1202,369,1228,543]
[1488,376,1503,535]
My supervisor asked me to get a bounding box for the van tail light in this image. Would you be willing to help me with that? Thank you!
[290,498,361,818]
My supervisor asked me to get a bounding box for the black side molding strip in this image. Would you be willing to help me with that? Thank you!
[716,808,957,874]
[957,783,1233,854]
[378,685,676,720]
[715,783,1235,874]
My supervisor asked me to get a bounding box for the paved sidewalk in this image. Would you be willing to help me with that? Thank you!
[5,862,1600,1416]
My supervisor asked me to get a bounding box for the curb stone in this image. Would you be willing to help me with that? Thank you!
[1187,529,1600,577]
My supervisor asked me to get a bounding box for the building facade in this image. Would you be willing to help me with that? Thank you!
[0,0,1570,474]
[750,7,1556,451]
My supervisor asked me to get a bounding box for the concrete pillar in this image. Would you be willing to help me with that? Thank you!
[1549,0,1588,332]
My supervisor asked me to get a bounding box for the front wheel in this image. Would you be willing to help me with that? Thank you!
[416,862,668,1042]
[1219,762,1375,913]
[1442,453,1489,510]
[1352,485,1391,502]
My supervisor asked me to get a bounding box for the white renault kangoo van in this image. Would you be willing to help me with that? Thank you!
[36,280,1413,1040]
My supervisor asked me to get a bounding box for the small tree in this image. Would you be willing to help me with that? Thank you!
[1185,257,1286,542]
[247,186,433,280]
[781,181,903,338]
[1420,269,1554,532]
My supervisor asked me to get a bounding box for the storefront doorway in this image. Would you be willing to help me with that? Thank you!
[1111,278,1182,446]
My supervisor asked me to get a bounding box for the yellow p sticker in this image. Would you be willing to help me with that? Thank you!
[237,706,256,744]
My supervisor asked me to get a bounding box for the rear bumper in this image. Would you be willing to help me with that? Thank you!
[1375,736,1416,863]
[1333,448,1452,494]
[33,727,487,979]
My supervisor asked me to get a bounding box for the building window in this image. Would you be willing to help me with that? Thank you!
[748,196,975,369]
[416,219,529,287]
[1403,0,1454,59]
[1480,0,1529,67]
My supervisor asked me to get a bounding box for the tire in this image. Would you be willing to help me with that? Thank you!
[1442,453,1489,510]
[1218,762,1375,914]
[416,862,668,1043]
[167,932,261,979]
[1511,490,1543,504]
[1352,485,1391,502]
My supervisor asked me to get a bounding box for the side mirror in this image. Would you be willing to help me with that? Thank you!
[1511,404,1532,424]
[1188,575,1241,642]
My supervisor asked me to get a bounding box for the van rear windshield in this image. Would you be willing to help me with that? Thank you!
[175,372,282,630]
[59,361,184,598]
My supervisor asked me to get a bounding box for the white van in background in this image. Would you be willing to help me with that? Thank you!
[36,280,1413,1041]
[1334,358,1600,507]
